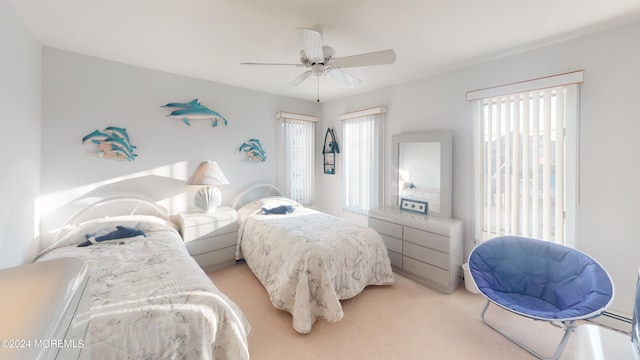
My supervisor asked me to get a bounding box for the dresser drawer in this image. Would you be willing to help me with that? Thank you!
[186,232,236,255]
[403,242,449,270]
[403,226,450,253]
[369,218,403,238]
[380,234,403,253]
[403,256,450,287]
[388,250,403,268]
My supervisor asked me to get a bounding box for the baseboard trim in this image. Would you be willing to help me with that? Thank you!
[586,311,632,334]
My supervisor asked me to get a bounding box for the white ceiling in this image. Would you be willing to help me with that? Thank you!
[8,0,640,102]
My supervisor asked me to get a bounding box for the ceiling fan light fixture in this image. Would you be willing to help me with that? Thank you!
[312,63,324,75]
[241,27,396,97]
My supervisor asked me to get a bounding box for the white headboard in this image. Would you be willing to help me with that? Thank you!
[53,196,172,243]
[232,184,283,209]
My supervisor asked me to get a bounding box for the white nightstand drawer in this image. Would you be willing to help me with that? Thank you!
[178,207,239,270]
[186,232,236,255]
[182,219,238,242]
[179,207,238,241]
[183,221,237,242]
[193,246,236,268]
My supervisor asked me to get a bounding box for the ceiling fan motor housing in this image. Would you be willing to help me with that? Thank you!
[311,63,324,75]
[243,27,396,92]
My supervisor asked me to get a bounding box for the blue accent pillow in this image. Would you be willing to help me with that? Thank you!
[263,205,295,215]
[77,226,146,247]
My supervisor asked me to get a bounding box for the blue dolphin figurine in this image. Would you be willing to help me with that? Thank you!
[105,135,136,153]
[168,104,228,127]
[104,126,133,147]
[82,130,111,144]
[161,99,200,108]
[163,99,228,127]
[109,143,137,160]
[239,139,266,161]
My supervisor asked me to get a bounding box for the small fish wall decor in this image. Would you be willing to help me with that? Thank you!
[239,139,266,162]
[82,127,138,161]
[161,98,228,128]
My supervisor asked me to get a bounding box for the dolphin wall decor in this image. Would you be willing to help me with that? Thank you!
[82,127,138,161]
[161,98,228,127]
[239,138,266,162]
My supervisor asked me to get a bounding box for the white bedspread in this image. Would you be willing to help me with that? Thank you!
[236,197,394,334]
[36,216,250,360]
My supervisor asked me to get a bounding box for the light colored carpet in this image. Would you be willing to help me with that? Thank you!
[209,262,575,360]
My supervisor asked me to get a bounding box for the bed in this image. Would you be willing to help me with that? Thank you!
[34,197,250,360]
[233,184,395,334]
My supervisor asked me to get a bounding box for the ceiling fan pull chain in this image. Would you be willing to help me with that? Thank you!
[317,76,320,102]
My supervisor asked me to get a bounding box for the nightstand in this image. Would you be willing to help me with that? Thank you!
[178,206,238,271]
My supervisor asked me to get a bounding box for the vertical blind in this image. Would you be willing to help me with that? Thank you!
[277,112,316,206]
[341,108,385,215]
[475,87,569,243]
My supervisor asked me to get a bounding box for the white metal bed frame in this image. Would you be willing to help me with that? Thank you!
[231,183,283,209]
[52,196,172,244]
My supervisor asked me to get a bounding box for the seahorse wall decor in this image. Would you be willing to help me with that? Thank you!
[82,127,137,161]
[239,138,266,162]
[161,99,228,128]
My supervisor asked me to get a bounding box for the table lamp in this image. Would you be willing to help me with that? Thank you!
[188,161,229,212]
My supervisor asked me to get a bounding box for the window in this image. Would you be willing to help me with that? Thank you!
[340,107,385,215]
[468,71,582,244]
[276,112,317,206]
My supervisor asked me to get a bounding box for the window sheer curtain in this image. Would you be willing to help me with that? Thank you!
[468,71,582,244]
[276,112,317,206]
[341,108,384,215]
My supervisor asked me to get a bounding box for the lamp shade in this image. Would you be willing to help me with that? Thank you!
[188,161,229,212]
[188,161,229,186]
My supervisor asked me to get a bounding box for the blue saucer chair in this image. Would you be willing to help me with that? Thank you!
[468,236,614,360]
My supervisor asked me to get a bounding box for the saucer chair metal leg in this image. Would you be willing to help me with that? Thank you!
[479,300,575,360]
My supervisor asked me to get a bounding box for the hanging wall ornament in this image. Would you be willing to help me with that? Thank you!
[82,126,138,161]
[161,98,228,128]
[322,128,339,174]
[239,138,266,162]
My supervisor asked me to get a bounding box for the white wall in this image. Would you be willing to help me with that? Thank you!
[318,21,640,317]
[39,48,318,245]
[0,0,42,269]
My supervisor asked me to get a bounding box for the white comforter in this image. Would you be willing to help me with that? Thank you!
[36,216,250,360]
[236,197,394,334]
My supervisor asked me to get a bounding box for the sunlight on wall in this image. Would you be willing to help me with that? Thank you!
[39,162,192,241]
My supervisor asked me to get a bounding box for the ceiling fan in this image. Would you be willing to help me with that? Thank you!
[241,27,396,100]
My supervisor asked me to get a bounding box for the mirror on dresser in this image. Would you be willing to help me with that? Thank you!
[390,131,453,218]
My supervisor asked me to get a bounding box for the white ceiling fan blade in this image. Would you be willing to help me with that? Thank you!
[240,62,301,66]
[332,49,397,68]
[296,28,324,64]
[286,70,312,88]
[325,67,362,88]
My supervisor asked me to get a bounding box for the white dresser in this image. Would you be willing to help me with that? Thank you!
[368,206,463,293]
[178,206,238,271]
[0,258,90,360]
